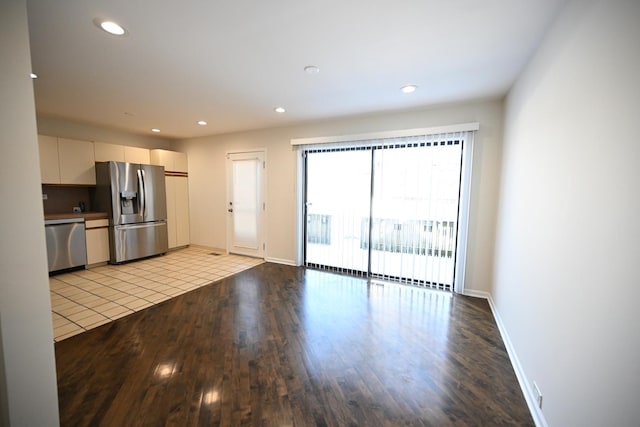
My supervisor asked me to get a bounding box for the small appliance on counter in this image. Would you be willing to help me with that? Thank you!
[45,217,86,273]
[94,161,168,264]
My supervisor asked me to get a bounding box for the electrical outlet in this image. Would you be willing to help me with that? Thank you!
[42,193,48,200]
[533,381,543,409]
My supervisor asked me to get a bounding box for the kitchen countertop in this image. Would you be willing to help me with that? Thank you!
[44,212,109,221]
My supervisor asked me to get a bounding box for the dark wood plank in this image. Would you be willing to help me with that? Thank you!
[55,263,533,426]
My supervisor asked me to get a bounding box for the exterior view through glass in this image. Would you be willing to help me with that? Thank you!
[304,138,463,290]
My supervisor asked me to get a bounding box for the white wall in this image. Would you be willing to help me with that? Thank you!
[37,116,174,150]
[175,98,503,293]
[0,1,60,425]
[494,1,640,426]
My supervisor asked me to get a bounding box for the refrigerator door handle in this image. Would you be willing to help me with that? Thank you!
[115,221,166,231]
[137,168,146,218]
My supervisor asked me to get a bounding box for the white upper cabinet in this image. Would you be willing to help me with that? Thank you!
[124,146,150,164]
[150,149,188,173]
[149,149,171,169]
[38,135,60,184]
[39,135,159,185]
[174,152,188,173]
[57,138,96,185]
[95,142,150,164]
[94,142,125,162]
[38,135,95,185]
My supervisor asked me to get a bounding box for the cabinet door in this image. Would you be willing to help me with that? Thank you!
[165,176,178,248]
[58,138,96,185]
[94,142,125,162]
[174,152,188,173]
[150,149,172,169]
[150,149,188,173]
[124,146,150,164]
[85,221,110,265]
[38,135,60,184]
[175,176,190,246]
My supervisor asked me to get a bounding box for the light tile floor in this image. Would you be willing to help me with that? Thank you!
[49,246,264,342]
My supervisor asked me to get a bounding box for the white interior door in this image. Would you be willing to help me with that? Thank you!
[227,151,265,258]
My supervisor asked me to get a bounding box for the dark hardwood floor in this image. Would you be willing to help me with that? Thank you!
[55,263,533,426]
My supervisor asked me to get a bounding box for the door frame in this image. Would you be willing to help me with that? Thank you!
[225,149,267,258]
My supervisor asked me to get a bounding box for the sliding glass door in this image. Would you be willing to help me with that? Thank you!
[304,136,464,290]
[369,143,462,287]
[305,149,372,274]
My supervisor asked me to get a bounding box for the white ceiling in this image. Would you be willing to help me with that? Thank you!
[27,0,565,139]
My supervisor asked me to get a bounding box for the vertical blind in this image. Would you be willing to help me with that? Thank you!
[303,132,466,291]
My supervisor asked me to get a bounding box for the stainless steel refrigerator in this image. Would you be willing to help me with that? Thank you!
[95,161,168,263]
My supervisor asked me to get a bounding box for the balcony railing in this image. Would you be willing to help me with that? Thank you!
[307,214,456,258]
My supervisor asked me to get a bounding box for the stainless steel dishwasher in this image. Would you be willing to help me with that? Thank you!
[44,218,87,273]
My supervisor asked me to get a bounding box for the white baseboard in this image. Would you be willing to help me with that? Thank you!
[460,288,547,426]
[188,244,227,254]
[264,257,298,266]
[459,289,491,299]
[482,294,548,427]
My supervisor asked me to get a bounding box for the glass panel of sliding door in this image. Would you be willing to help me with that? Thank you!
[369,143,462,288]
[305,149,372,273]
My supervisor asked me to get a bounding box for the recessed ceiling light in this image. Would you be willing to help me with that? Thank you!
[401,85,417,94]
[94,19,127,36]
[274,107,286,113]
[30,73,38,79]
[151,128,160,133]
[304,65,320,74]
[197,120,207,126]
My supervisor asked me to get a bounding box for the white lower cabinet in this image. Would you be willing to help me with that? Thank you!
[166,177,177,248]
[165,176,190,248]
[174,176,190,247]
[85,219,110,265]
[150,149,190,248]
